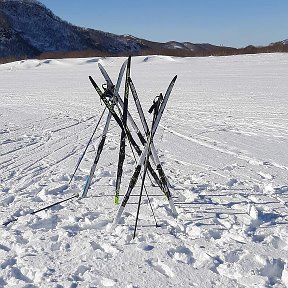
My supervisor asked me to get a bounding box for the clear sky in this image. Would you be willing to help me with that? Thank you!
[39,0,288,48]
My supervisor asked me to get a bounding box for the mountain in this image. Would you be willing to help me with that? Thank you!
[0,0,287,63]
[278,39,288,45]
[0,0,237,62]
[0,0,145,56]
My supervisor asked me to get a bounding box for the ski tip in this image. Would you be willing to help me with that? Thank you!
[127,56,132,66]
[173,75,178,81]
[88,76,97,87]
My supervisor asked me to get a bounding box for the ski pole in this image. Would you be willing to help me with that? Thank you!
[69,108,106,185]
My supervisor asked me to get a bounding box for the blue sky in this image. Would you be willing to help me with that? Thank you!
[40,0,288,48]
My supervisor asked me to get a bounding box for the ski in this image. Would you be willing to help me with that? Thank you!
[98,63,148,147]
[133,95,162,238]
[81,59,128,198]
[113,75,177,226]
[114,56,131,204]
[98,63,166,192]
[128,77,177,215]
[88,76,163,191]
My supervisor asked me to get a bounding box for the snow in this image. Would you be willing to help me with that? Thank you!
[1,53,288,287]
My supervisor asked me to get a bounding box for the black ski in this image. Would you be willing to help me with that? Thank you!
[128,77,177,214]
[115,56,131,204]
[133,95,162,238]
[81,59,128,198]
[98,63,166,192]
[88,76,163,191]
[113,75,177,226]
[98,63,148,148]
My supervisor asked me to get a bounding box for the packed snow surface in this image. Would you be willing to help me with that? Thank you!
[1,54,288,287]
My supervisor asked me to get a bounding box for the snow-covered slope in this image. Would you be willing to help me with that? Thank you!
[1,54,288,287]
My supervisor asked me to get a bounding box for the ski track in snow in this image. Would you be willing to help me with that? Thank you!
[1,54,288,287]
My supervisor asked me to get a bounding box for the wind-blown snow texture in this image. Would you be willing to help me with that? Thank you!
[1,54,288,287]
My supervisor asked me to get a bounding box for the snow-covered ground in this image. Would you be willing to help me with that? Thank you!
[1,53,288,287]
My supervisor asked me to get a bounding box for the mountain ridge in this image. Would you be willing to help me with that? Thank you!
[0,0,287,63]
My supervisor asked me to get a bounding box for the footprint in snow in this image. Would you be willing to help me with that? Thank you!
[7,267,33,284]
[0,244,10,252]
[61,224,80,237]
[264,235,287,250]
[258,257,285,286]
[90,241,120,259]
[226,178,238,187]
[191,245,223,274]
[224,249,245,263]
[1,258,17,269]
[206,229,224,240]
[214,213,237,229]
[70,265,91,282]
[137,243,154,252]
[29,215,60,231]
[96,167,112,177]
[1,195,15,206]
[244,205,282,241]
[167,246,194,265]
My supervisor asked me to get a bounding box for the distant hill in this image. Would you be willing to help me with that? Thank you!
[0,0,287,63]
